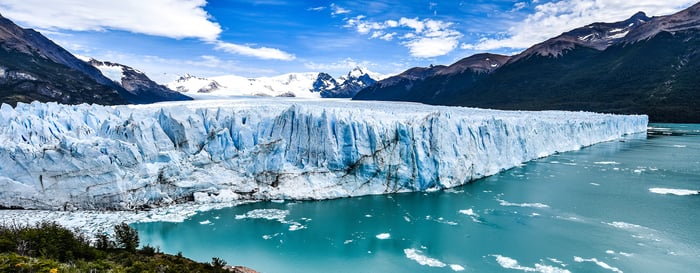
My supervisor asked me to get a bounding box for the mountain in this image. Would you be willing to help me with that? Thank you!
[320,67,380,98]
[167,67,384,99]
[0,14,126,105]
[354,53,509,102]
[354,3,700,123]
[0,14,190,106]
[85,58,192,103]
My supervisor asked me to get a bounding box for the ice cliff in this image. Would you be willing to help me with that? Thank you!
[0,99,648,210]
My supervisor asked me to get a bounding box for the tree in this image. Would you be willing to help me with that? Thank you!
[211,257,227,269]
[114,223,139,252]
[94,233,115,250]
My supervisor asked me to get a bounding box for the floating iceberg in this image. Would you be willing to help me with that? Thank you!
[0,98,647,210]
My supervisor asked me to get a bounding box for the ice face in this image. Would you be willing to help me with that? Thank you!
[0,99,648,210]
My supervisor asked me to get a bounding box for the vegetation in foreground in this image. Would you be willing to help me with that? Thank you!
[0,221,241,273]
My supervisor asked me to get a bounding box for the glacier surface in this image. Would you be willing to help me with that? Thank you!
[0,98,647,210]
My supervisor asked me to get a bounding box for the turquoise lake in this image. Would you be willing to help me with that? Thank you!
[134,123,700,272]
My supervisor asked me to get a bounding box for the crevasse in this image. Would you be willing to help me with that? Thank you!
[0,99,648,210]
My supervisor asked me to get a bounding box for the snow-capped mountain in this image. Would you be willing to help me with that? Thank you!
[84,58,191,103]
[511,11,651,62]
[320,67,380,98]
[167,67,385,99]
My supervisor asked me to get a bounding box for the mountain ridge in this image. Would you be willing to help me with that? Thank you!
[0,14,191,106]
[354,3,700,123]
[168,66,384,98]
[86,58,192,103]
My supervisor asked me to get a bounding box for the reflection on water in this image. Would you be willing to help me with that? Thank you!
[135,124,700,273]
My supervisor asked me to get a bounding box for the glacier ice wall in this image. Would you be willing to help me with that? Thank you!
[0,99,648,210]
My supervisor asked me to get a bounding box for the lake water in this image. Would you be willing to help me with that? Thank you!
[134,123,700,273]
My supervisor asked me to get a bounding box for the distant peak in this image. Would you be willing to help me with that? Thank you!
[629,11,650,22]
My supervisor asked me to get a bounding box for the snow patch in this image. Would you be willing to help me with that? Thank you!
[93,63,124,83]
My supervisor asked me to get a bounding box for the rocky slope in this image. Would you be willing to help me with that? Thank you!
[0,14,190,106]
[86,58,192,103]
[354,3,700,123]
[0,14,126,105]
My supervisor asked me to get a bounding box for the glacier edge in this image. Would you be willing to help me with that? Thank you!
[0,99,648,210]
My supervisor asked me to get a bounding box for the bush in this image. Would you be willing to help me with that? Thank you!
[212,257,227,268]
[94,233,115,250]
[140,245,157,256]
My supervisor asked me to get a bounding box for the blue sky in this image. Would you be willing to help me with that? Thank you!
[0,0,695,83]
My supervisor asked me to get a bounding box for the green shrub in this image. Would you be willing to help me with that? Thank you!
[114,223,139,252]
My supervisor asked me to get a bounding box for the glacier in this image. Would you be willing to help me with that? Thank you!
[0,98,647,210]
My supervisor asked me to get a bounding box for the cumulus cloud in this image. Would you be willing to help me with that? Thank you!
[345,16,462,58]
[214,42,296,61]
[463,0,696,51]
[0,0,296,61]
[0,0,221,41]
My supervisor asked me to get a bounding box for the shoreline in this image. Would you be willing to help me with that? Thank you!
[0,200,252,239]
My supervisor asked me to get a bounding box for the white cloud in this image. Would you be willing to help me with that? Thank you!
[331,3,351,15]
[463,0,696,51]
[80,51,275,84]
[404,36,460,58]
[0,0,221,41]
[304,58,375,71]
[307,6,326,11]
[345,16,462,58]
[399,18,426,33]
[214,42,296,61]
[380,32,397,41]
[0,0,299,61]
[511,2,527,12]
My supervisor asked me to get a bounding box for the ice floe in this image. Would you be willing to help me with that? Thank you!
[375,233,391,240]
[404,248,446,267]
[491,255,570,273]
[497,199,550,208]
[573,256,623,273]
[649,188,699,196]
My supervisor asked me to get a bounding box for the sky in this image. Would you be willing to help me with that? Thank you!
[0,0,696,83]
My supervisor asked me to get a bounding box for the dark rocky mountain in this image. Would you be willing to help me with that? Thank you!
[0,14,190,106]
[320,67,378,98]
[509,11,650,63]
[87,59,191,103]
[0,14,125,105]
[354,3,700,123]
[353,53,509,102]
